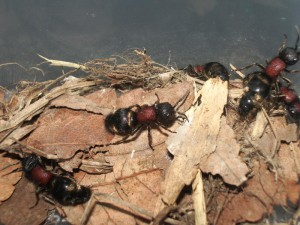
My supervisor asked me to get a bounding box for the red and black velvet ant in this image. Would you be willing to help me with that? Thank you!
[22,155,91,206]
[184,62,230,81]
[105,93,189,150]
[279,85,300,123]
[236,31,300,83]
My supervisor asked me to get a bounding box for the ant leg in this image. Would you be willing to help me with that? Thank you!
[278,34,288,53]
[233,63,265,72]
[285,68,300,74]
[155,93,160,104]
[29,187,45,208]
[294,25,300,50]
[106,125,143,146]
[147,125,154,150]
[174,91,190,110]
[280,75,292,87]
[155,122,176,134]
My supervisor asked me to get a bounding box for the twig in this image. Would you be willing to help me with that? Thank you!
[37,54,90,71]
[192,169,207,225]
[94,192,153,219]
[229,64,245,78]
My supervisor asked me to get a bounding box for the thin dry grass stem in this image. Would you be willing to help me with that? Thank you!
[289,142,300,178]
[13,139,59,159]
[0,79,98,133]
[94,192,153,219]
[261,108,280,158]
[0,62,28,72]
[230,64,246,79]
[37,54,90,71]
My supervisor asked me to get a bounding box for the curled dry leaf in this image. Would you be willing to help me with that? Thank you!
[0,153,22,203]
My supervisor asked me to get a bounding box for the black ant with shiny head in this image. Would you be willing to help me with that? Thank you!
[184,62,230,81]
[105,92,189,150]
[22,154,91,206]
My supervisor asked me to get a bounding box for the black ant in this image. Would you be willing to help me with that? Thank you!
[184,62,230,81]
[105,92,189,150]
[238,71,273,116]
[22,154,91,206]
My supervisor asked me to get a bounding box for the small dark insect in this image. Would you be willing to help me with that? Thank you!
[235,30,300,83]
[279,85,300,123]
[22,155,91,206]
[105,93,189,150]
[184,62,230,81]
[238,71,273,116]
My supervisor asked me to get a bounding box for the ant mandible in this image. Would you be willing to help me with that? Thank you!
[105,92,189,150]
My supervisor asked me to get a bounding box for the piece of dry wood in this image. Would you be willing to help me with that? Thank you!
[156,78,229,213]
[192,170,207,225]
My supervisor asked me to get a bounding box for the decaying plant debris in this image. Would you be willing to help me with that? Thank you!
[0,49,299,225]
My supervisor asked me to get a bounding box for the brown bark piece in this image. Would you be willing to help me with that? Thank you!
[159,78,230,210]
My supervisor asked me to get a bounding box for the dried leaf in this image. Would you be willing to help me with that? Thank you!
[0,178,51,225]
[200,117,249,185]
[0,153,22,202]
[50,88,117,116]
[216,159,300,225]
[26,108,113,159]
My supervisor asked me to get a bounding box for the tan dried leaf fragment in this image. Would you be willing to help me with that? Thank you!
[0,153,22,203]
[159,78,246,212]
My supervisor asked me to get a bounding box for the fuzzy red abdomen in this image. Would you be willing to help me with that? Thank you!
[194,65,204,73]
[265,57,286,79]
[31,165,53,185]
[280,87,298,103]
[137,106,156,123]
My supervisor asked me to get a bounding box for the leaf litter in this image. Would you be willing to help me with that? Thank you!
[0,50,299,225]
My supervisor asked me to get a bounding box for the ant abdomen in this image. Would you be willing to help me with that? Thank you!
[105,108,138,135]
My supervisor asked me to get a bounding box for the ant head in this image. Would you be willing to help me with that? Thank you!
[22,154,39,173]
[279,47,299,65]
[155,102,176,126]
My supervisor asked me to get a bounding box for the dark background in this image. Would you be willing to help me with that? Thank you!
[0,0,300,89]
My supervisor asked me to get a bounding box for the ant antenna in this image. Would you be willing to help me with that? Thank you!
[295,25,300,51]
[278,34,288,54]
[173,90,190,110]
